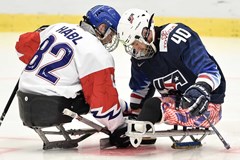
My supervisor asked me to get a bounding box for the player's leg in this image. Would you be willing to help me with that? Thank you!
[195,103,222,128]
[110,97,164,148]
[124,97,164,146]
[133,97,164,133]
[162,101,222,128]
[137,97,164,123]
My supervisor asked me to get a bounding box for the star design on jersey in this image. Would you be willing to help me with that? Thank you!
[174,76,179,83]
[153,70,188,92]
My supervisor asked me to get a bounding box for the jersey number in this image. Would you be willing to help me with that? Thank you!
[25,35,74,84]
[171,28,191,44]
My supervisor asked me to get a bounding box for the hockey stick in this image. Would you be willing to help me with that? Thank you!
[63,109,113,149]
[62,108,110,135]
[0,80,19,127]
[0,26,50,127]
[202,114,230,149]
[183,96,230,149]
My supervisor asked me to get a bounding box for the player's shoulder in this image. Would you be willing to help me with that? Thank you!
[50,23,77,28]
[39,23,80,37]
[158,23,194,52]
[160,23,193,36]
[44,23,85,34]
[174,23,195,34]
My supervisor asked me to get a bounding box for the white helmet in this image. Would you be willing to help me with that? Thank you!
[117,8,156,59]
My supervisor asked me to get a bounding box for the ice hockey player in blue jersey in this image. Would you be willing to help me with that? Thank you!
[117,8,226,132]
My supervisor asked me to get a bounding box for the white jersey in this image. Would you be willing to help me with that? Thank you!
[19,23,114,99]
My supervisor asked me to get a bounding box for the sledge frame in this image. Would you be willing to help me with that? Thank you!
[29,114,108,150]
[125,120,215,149]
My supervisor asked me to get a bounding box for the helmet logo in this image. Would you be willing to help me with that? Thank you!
[128,14,134,24]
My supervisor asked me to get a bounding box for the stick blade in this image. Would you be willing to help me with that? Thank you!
[100,138,114,149]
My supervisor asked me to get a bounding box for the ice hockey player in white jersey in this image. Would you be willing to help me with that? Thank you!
[15,5,129,148]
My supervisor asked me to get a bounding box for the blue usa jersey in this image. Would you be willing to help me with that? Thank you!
[129,23,226,108]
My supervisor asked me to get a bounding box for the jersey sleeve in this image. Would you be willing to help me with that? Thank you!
[129,59,155,109]
[15,31,40,64]
[168,23,221,90]
[80,67,124,133]
[75,37,125,133]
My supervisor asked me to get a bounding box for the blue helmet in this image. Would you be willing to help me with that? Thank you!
[85,5,120,32]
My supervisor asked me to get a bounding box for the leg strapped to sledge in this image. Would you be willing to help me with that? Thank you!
[17,91,110,150]
[126,97,230,149]
[125,120,215,149]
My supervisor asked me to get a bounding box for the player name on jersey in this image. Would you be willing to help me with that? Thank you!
[56,26,83,45]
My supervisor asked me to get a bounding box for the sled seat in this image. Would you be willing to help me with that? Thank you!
[17,90,102,150]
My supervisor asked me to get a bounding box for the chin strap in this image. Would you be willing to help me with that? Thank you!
[144,13,155,41]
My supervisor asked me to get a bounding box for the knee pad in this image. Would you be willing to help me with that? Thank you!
[137,97,163,124]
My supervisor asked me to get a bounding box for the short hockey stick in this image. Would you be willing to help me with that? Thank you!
[0,26,50,127]
[0,80,19,126]
[63,108,110,135]
[202,114,230,149]
[183,96,230,149]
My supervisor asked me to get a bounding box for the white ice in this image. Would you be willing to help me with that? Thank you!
[0,33,240,160]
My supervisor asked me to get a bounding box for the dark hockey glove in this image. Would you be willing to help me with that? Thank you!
[110,123,130,148]
[181,82,211,117]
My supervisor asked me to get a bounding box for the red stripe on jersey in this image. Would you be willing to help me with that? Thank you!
[130,93,143,99]
[198,74,211,80]
[80,67,120,113]
[15,31,40,64]
[164,83,176,90]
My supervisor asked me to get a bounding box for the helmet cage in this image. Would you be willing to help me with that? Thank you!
[100,27,119,52]
[124,21,156,60]
[124,37,156,60]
